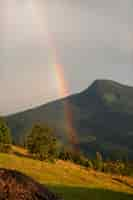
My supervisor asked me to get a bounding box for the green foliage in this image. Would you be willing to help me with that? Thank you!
[110,149,129,162]
[59,147,89,167]
[88,160,94,169]
[103,160,133,176]
[0,143,12,153]
[72,152,89,167]
[26,123,58,161]
[59,148,133,175]
[0,118,12,153]
[59,146,74,161]
[93,152,104,171]
[0,118,12,145]
[103,93,117,104]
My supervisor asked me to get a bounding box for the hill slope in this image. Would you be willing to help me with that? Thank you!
[0,149,133,200]
[5,80,133,158]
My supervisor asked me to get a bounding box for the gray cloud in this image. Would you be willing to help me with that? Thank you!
[0,0,133,114]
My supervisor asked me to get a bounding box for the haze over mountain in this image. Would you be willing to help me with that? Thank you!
[5,80,133,159]
[0,0,133,114]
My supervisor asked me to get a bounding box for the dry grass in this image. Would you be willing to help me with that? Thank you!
[12,145,29,157]
[0,146,133,200]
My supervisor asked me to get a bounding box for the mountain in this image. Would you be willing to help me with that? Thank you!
[5,80,133,159]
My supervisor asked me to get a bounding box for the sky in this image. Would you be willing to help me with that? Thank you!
[0,0,133,115]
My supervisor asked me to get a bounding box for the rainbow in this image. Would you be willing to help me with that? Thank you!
[24,1,79,148]
[48,35,79,147]
[54,63,79,147]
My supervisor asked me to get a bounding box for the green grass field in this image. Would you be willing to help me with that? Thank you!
[0,147,133,200]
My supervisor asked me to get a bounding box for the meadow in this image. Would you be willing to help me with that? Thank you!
[0,146,133,200]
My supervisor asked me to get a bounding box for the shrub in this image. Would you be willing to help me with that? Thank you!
[93,152,104,171]
[0,118,12,145]
[0,143,12,153]
[26,123,58,161]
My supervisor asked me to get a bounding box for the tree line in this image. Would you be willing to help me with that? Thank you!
[0,117,133,176]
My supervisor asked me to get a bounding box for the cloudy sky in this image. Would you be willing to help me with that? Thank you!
[0,0,133,114]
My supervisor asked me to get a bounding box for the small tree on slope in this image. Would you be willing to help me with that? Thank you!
[26,123,58,161]
[0,117,12,152]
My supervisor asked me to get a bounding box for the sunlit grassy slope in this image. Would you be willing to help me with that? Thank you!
[0,146,133,200]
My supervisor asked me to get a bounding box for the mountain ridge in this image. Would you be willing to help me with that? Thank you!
[5,79,133,117]
[4,79,133,159]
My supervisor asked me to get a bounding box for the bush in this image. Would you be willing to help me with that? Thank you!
[0,118,12,153]
[59,147,90,167]
[0,118,12,145]
[103,160,133,176]
[26,123,58,161]
[0,143,12,153]
[88,160,94,169]
[92,152,104,171]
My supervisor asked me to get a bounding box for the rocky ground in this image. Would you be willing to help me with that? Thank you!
[0,168,61,200]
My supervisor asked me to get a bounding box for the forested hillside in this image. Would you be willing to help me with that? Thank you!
[5,80,133,159]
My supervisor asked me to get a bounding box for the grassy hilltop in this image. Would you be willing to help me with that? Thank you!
[0,146,133,200]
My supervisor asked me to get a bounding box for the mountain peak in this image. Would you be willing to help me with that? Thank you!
[89,79,122,89]
[86,79,130,95]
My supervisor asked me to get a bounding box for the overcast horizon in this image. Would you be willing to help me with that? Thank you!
[0,0,133,115]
